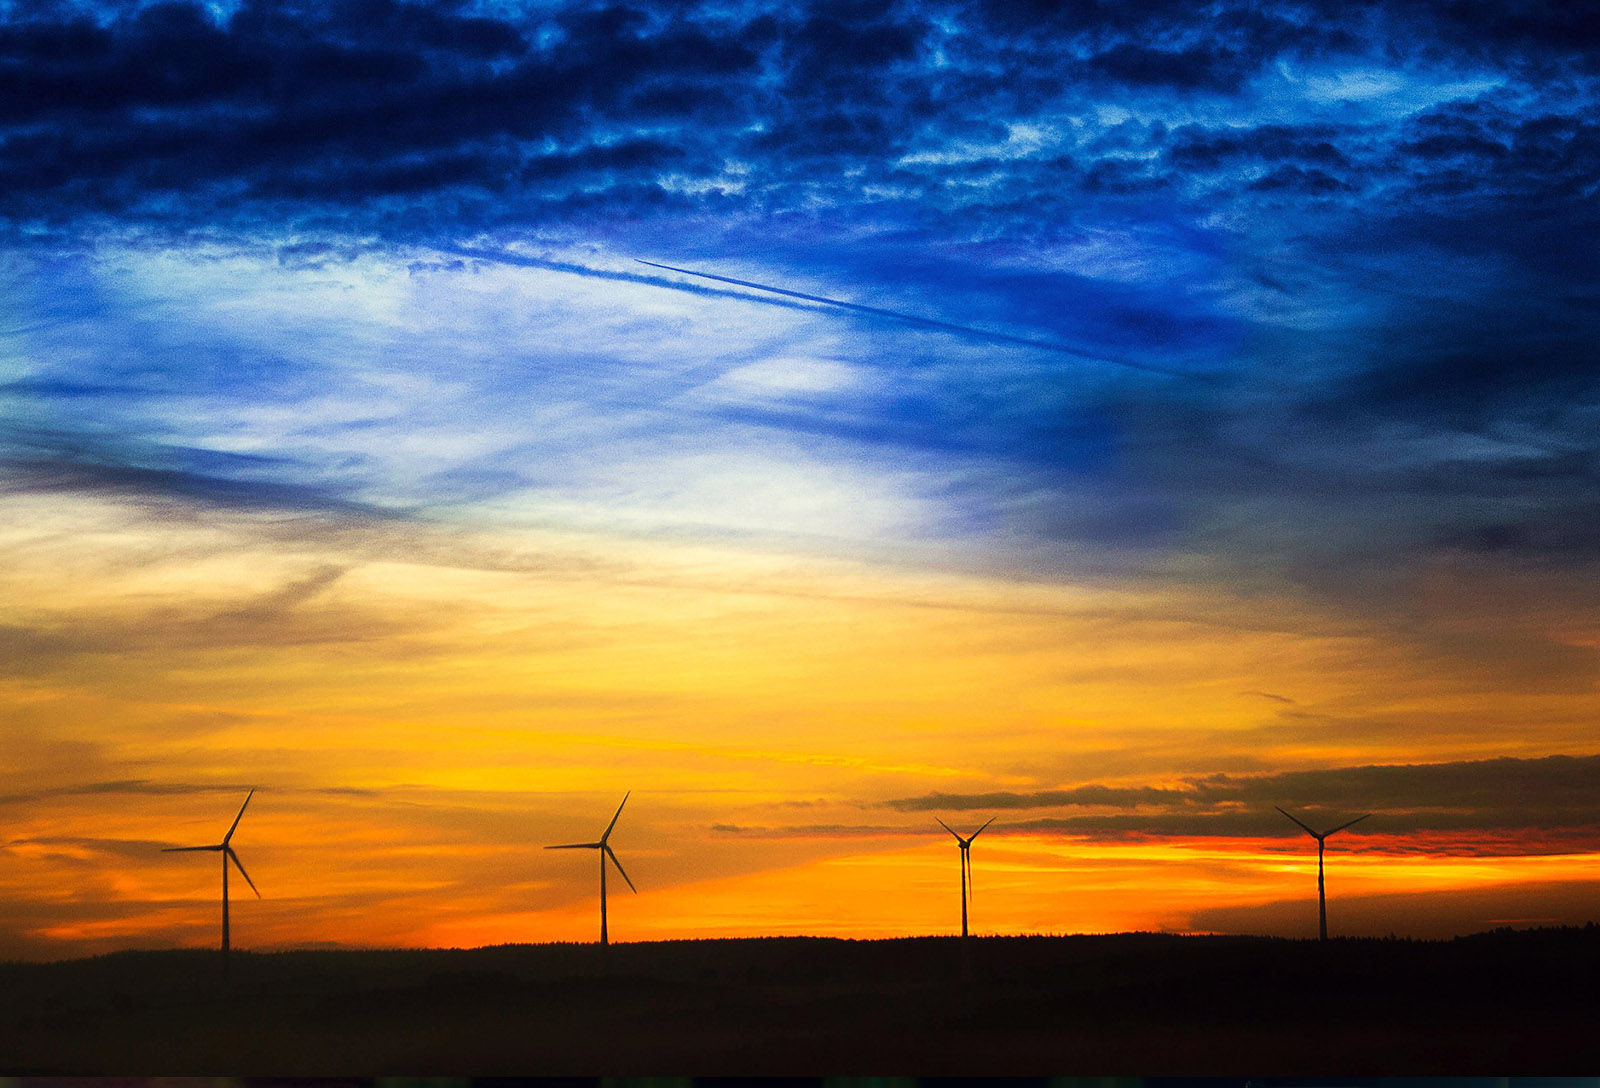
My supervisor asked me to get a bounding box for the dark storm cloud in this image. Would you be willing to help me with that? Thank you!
[884,754,1600,839]
[1083,42,1259,92]
[0,0,762,228]
[0,0,1591,299]
[1388,0,1600,67]
[0,0,1582,236]
[1165,122,1354,172]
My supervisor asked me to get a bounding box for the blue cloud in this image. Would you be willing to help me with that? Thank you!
[0,0,1596,645]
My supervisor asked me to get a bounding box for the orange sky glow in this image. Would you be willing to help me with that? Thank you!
[3,486,1597,960]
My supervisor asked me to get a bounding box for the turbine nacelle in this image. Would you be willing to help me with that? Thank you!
[937,815,995,850]
[1275,805,1370,842]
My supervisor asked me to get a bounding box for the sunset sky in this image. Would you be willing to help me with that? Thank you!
[2,0,1598,959]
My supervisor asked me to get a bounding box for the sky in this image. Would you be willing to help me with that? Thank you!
[1,0,1598,959]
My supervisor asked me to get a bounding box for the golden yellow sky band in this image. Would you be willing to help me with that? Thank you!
[2,487,1597,958]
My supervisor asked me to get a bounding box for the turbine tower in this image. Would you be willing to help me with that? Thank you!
[162,789,260,972]
[937,816,995,938]
[1275,805,1370,940]
[546,792,636,945]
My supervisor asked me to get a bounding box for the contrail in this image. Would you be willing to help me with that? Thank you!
[444,245,827,316]
[439,244,1194,377]
[635,258,1192,377]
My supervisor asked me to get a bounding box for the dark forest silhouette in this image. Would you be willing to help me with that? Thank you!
[0,928,1596,1072]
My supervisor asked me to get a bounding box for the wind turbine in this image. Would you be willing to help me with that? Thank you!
[937,816,995,938]
[1275,805,1370,940]
[546,792,636,946]
[162,789,260,971]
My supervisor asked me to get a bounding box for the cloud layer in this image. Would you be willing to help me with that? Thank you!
[2,0,1596,240]
[885,753,1600,847]
[2,0,1593,603]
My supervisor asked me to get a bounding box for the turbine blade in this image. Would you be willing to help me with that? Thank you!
[227,847,261,898]
[1326,813,1372,836]
[162,844,222,852]
[601,791,630,843]
[223,789,255,844]
[545,842,602,850]
[935,818,964,842]
[604,844,637,893]
[1275,805,1320,838]
[969,816,997,841]
[965,850,974,904]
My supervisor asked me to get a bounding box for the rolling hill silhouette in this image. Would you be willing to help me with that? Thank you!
[0,927,1595,1073]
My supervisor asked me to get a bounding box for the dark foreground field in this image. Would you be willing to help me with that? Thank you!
[1,927,1596,1073]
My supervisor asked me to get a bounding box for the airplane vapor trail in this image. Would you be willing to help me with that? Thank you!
[634,259,1192,378]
